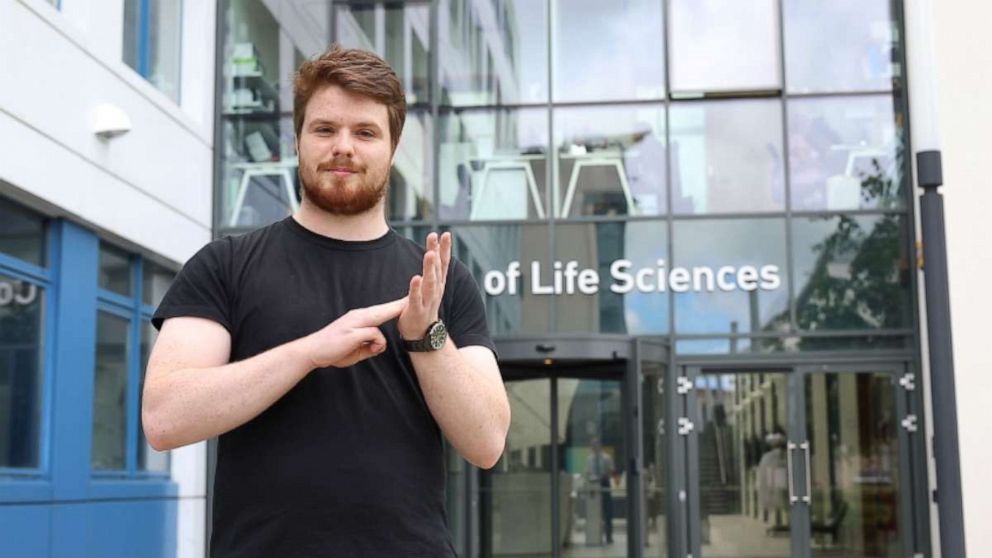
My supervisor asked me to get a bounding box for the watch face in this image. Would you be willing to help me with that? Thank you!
[428,321,447,350]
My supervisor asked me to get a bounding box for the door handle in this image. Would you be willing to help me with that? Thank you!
[800,441,812,504]
[787,441,798,504]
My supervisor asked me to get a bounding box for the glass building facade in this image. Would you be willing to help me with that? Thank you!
[215,1,928,557]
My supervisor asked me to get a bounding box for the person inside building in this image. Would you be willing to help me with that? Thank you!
[585,436,616,544]
[140,45,510,557]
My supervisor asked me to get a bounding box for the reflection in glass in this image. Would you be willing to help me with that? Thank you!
[806,372,903,558]
[388,110,433,221]
[439,109,548,221]
[0,276,44,469]
[697,373,791,558]
[792,215,911,332]
[553,0,664,102]
[670,100,785,214]
[446,442,467,554]
[223,0,294,115]
[669,0,781,93]
[554,106,667,217]
[147,0,183,102]
[138,321,168,472]
[142,261,175,308]
[221,114,299,229]
[559,378,625,555]
[641,365,668,551]
[482,379,553,557]
[554,221,669,335]
[439,0,547,106]
[123,0,182,102]
[92,312,130,471]
[0,197,46,267]
[450,224,551,337]
[673,219,789,335]
[784,0,897,94]
[788,96,904,210]
[335,2,430,103]
[99,243,133,297]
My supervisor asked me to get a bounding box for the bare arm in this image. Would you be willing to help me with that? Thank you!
[142,299,406,451]
[398,232,510,469]
[409,343,509,469]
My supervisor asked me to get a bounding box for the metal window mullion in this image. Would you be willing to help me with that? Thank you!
[429,0,440,231]
[773,0,798,336]
[138,0,152,78]
[127,257,146,477]
[0,253,50,284]
[546,0,555,334]
[549,375,560,558]
[97,300,135,320]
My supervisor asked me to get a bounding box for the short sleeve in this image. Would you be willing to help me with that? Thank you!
[442,260,498,359]
[152,238,234,332]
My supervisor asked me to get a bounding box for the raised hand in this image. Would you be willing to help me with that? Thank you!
[398,232,452,341]
[303,297,407,368]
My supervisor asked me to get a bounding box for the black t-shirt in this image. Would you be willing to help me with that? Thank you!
[152,217,496,558]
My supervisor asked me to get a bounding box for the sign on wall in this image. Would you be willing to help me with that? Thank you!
[482,260,782,296]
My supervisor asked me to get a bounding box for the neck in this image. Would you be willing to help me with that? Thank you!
[292,197,389,241]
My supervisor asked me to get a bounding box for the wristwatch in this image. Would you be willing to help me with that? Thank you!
[403,320,448,352]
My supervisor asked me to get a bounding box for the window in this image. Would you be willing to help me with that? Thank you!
[123,0,183,102]
[92,243,174,475]
[0,199,49,473]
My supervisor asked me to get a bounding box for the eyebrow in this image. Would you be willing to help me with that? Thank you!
[308,118,383,131]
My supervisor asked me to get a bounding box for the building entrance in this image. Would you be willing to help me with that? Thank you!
[478,337,667,558]
[451,341,927,558]
[683,364,921,558]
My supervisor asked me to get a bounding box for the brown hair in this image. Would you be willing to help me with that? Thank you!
[293,45,407,152]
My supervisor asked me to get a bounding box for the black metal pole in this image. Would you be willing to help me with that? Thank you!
[917,149,967,558]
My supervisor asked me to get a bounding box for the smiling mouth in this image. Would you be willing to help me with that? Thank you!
[324,167,357,177]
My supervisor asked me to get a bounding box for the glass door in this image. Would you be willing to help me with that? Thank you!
[480,373,630,558]
[684,364,918,558]
[797,365,914,558]
[686,370,797,558]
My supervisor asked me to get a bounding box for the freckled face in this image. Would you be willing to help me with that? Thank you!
[297,84,393,215]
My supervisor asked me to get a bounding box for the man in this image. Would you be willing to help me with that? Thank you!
[142,46,510,557]
[585,436,615,544]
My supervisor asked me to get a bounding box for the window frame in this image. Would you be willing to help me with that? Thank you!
[123,0,185,102]
[0,222,56,480]
[93,244,171,480]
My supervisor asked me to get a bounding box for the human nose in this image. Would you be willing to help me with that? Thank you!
[330,129,355,158]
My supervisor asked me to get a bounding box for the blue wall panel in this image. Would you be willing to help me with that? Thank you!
[0,504,51,557]
[1,220,179,558]
[50,499,178,558]
[49,221,98,502]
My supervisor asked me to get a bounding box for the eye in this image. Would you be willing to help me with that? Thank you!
[357,129,376,138]
[315,127,334,135]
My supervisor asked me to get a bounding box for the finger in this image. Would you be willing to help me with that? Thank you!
[422,252,437,305]
[409,274,424,310]
[351,326,387,351]
[351,297,407,325]
[427,232,438,253]
[440,232,452,287]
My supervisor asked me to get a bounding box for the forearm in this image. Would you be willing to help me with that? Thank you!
[409,342,509,468]
[142,337,314,451]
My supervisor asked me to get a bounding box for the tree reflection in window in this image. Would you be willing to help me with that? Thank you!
[790,211,911,342]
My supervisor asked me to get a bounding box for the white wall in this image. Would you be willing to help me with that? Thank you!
[0,1,213,557]
[0,0,215,265]
[920,1,992,556]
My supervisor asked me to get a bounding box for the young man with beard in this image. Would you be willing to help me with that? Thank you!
[142,46,510,557]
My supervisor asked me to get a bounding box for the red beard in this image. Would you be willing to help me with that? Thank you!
[299,159,388,216]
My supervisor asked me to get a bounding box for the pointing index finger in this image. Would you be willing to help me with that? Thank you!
[351,297,407,325]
